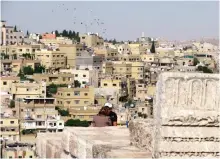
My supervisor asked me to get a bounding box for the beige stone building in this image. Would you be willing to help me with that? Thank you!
[0,76,20,92]
[80,33,104,47]
[35,49,66,70]
[40,36,73,45]
[1,59,41,74]
[54,86,95,109]
[11,81,46,100]
[59,44,85,68]
[0,115,19,141]
[0,21,25,45]
[31,73,74,86]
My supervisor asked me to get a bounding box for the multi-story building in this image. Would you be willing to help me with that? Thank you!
[35,49,66,71]
[11,81,46,100]
[18,98,64,133]
[135,83,147,101]
[1,59,41,75]
[0,114,19,141]
[118,54,141,62]
[31,72,74,86]
[0,44,42,58]
[54,86,95,109]
[69,105,101,121]
[2,142,36,158]
[128,43,146,55]
[94,47,118,61]
[58,44,84,68]
[140,54,159,63]
[40,37,73,45]
[80,33,104,47]
[75,51,103,71]
[0,76,20,92]
[0,21,25,45]
[59,69,99,88]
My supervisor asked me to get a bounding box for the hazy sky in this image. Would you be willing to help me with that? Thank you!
[1,1,219,41]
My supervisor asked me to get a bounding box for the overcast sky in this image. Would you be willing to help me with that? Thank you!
[1,1,219,41]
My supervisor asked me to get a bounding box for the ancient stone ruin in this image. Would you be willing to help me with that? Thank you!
[36,72,220,158]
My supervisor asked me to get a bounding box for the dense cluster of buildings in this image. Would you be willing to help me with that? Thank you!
[0,20,219,158]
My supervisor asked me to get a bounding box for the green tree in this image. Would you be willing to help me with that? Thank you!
[197,66,213,73]
[150,41,156,53]
[55,30,59,37]
[68,30,73,38]
[65,119,89,127]
[23,66,34,75]
[74,80,81,88]
[26,30,29,36]
[9,100,15,108]
[193,58,200,66]
[34,65,45,73]
[62,30,68,37]
[58,109,69,116]
[112,39,117,45]
[14,25,17,32]
[47,83,58,94]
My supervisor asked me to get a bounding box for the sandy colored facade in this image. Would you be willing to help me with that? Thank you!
[35,50,66,70]
[54,86,95,109]
[31,73,74,86]
[1,59,41,74]
[0,76,20,92]
[0,117,19,141]
[80,33,104,47]
[11,81,46,100]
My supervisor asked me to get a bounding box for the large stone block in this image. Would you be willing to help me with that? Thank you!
[62,126,131,158]
[153,72,220,158]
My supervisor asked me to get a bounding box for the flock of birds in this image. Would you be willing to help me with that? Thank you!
[51,3,107,36]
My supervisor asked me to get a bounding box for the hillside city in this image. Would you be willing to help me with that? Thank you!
[0,19,219,158]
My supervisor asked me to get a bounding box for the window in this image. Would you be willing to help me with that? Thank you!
[37,115,42,118]
[75,74,78,77]
[66,101,71,104]
[67,93,70,96]
[74,100,80,104]
[10,121,14,124]
[82,37,85,39]
[61,55,64,57]
[59,123,62,125]
[113,84,117,87]
[84,93,88,96]
[29,156,33,158]
[18,156,22,158]
[26,49,30,52]
[42,91,45,94]
[57,55,60,57]
[10,36,13,39]
[21,109,23,112]
[84,101,89,104]
[104,83,108,86]
[0,121,3,124]
[14,36,17,39]
[74,91,80,96]
[83,75,86,77]
[78,115,83,118]
[27,88,29,91]
[19,36,22,39]
[9,156,12,159]
[3,81,7,85]
[82,81,86,84]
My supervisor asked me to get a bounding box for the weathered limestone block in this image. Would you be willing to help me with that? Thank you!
[36,132,63,158]
[153,72,220,158]
[129,119,154,154]
[62,126,131,158]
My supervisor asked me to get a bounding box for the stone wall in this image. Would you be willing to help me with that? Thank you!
[36,72,220,158]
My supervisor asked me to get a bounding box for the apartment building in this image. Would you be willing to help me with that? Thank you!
[80,33,104,47]
[135,83,147,101]
[140,54,159,63]
[128,43,146,55]
[59,69,99,88]
[94,47,118,61]
[75,51,103,71]
[0,44,42,58]
[69,106,101,121]
[1,59,41,74]
[0,21,24,45]
[11,81,46,100]
[18,98,64,133]
[118,54,141,62]
[35,49,66,70]
[0,76,20,92]
[0,114,19,141]
[1,91,11,107]
[100,76,128,98]
[31,73,74,86]
[127,78,136,99]
[42,33,56,39]
[58,44,85,69]
[40,36,73,45]
[2,143,35,158]
[117,44,131,55]
[54,86,95,109]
